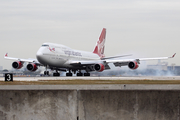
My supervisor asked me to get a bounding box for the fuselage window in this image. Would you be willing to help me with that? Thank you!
[42,45,49,47]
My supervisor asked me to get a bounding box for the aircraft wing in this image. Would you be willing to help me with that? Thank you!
[68,53,175,68]
[68,54,132,66]
[105,53,176,67]
[4,53,40,64]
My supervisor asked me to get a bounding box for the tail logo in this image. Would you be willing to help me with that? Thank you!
[93,28,106,58]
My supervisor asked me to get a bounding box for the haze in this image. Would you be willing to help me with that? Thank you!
[0,0,179,69]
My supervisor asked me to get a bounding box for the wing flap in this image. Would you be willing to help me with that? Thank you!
[113,62,129,67]
[102,54,132,60]
[69,60,103,66]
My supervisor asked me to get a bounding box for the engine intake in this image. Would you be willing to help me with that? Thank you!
[94,63,105,72]
[12,61,23,69]
[27,63,38,71]
[128,61,139,70]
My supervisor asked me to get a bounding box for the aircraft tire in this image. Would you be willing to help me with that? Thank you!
[66,73,72,76]
[44,71,50,76]
[77,73,83,76]
[44,71,47,75]
[84,73,90,76]
[47,71,49,76]
[53,73,60,76]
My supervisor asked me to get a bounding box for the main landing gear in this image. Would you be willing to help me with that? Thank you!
[44,70,60,76]
[53,70,60,76]
[44,71,49,76]
[66,72,72,76]
[84,73,90,76]
[76,70,90,76]
[44,69,90,77]
[77,72,83,76]
[66,72,90,76]
[65,70,90,76]
[66,70,73,76]
[53,72,60,76]
[76,70,83,76]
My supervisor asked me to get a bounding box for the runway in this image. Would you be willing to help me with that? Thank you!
[0,76,180,90]
[1,76,180,81]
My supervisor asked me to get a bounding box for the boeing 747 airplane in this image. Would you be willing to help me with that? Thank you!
[4,28,176,76]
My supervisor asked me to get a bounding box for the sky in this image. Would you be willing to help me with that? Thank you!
[0,0,179,69]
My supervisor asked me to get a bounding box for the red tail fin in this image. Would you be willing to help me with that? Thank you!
[93,28,106,58]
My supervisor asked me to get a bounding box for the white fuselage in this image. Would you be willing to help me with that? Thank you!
[36,43,100,68]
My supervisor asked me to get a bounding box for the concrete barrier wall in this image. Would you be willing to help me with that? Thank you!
[79,91,180,120]
[0,90,77,120]
[0,90,180,120]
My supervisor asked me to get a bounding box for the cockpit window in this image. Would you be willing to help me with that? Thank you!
[42,44,49,47]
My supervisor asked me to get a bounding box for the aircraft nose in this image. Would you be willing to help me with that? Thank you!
[36,50,43,61]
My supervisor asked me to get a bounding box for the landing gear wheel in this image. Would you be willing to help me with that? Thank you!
[66,73,72,76]
[47,71,49,75]
[84,73,90,76]
[77,73,83,76]
[44,71,47,75]
[44,71,49,76]
[53,72,60,76]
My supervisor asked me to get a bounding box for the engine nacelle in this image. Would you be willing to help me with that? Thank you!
[94,63,105,72]
[27,63,38,72]
[128,61,139,70]
[12,61,23,69]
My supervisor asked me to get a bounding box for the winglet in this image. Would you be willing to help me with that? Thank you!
[4,53,8,57]
[170,53,176,58]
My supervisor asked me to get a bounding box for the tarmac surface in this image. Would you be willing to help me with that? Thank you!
[1,76,180,81]
[1,76,180,90]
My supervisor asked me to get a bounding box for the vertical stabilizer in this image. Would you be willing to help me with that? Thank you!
[93,28,106,58]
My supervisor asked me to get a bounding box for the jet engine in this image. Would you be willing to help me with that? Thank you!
[128,61,139,70]
[94,63,105,72]
[27,63,38,71]
[12,61,23,69]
